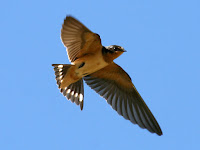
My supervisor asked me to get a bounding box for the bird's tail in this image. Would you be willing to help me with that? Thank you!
[52,64,84,110]
[52,64,72,88]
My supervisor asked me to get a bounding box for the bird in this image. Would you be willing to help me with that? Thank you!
[52,16,163,136]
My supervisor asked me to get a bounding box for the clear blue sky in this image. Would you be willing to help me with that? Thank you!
[1,0,200,149]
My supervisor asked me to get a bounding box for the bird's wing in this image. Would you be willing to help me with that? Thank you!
[84,63,162,135]
[61,16,102,62]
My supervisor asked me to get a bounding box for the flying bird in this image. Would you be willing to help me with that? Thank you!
[52,16,162,136]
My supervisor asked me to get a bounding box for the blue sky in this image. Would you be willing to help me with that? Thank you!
[1,0,200,149]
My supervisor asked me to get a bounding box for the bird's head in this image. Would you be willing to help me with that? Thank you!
[103,45,126,62]
[105,45,126,53]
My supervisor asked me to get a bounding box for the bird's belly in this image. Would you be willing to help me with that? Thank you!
[74,54,108,77]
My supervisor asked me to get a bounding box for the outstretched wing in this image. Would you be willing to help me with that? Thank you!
[61,16,102,62]
[84,63,162,135]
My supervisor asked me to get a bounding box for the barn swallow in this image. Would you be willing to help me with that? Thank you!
[52,16,163,136]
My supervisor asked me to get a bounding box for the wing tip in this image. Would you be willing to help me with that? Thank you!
[155,128,163,136]
[64,15,76,21]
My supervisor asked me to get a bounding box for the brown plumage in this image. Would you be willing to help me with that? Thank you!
[52,16,163,136]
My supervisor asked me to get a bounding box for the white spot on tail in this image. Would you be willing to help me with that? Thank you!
[71,91,74,96]
[79,94,83,102]
[67,89,71,94]
[75,93,78,97]
[58,65,63,68]
[58,69,62,72]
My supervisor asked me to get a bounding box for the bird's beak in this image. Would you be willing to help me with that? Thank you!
[118,49,127,52]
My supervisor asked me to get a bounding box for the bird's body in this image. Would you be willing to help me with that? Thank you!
[59,49,109,88]
[52,16,163,136]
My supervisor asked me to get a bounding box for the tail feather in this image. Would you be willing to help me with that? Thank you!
[52,64,71,88]
[52,64,84,110]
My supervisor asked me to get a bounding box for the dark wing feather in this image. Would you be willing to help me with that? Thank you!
[84,63,162,135]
